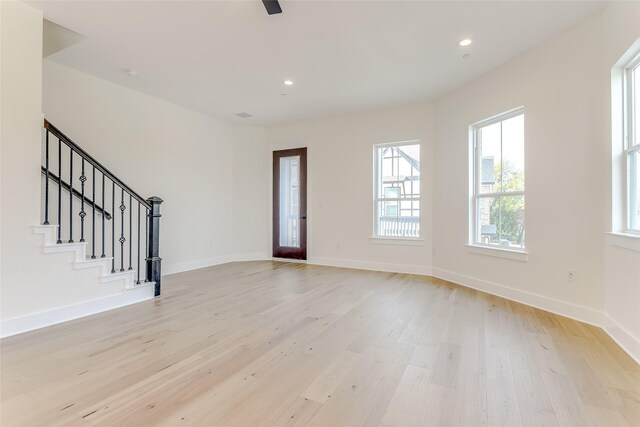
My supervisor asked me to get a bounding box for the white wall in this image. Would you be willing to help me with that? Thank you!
[266,103,434,274]
[1,1,45,320]
[602,1,640,357]
[43,61,265,275]
[231,125,270,258]
[432,13,606,321]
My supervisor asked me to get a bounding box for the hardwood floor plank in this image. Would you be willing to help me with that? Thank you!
[1,261,638,426]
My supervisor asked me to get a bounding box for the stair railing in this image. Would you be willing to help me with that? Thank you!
[42,119,163,296]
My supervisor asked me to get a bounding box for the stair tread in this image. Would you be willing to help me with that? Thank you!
[79,257,113,262]
[106,270,135,276]
[45,242,88,247]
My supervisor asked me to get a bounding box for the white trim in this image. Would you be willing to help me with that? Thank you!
[369,237,424,246]
[471,106,525,128]
[606,232,640,252]
[465,244,529,261]
[288,259,637,362]
[163,253,269,276]
[163,255,234,275]
[272,257,307,264]
[308,256,432,276]
[233,252,270,262]
[431,267,603,326]
[0,284,154,339]
[372,140,422,239]
[470,108,526,250]
[373,139,422,148]
[603,314,640,365]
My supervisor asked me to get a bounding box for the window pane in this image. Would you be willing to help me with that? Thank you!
[633,64,639,147]
[376,201,420,238]
[630,150,640,230]
[374,143,421,238]
[279,156,300,248]
[502,114,525,192]
[497,194,525,248]
[477,195,525,248]
[477,196,499,245]
[479,123,501,194]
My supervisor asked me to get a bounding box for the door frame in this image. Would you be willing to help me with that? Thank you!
[272,147,307,260]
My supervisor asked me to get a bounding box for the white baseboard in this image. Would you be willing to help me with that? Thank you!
[163,255,235,275]
[602,314,640,365]
[5,254,638,364]
[432,267,639,363]
[0,284,154,339]
[308,256,433,276]
[307,261,639,362]
[163,253,269,276]
[233,252,270,262]
[431,267,604,327]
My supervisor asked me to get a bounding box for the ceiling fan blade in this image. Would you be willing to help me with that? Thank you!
[262,0,282,15]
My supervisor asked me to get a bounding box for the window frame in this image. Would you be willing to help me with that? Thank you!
[372,140,422,240]
[470,107,526,252]
[624,53,640,233]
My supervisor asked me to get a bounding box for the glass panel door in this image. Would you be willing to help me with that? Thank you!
[273,148,307,259]
[279,156,300,248]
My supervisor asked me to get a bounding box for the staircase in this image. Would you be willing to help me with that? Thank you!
[38,119,163,297]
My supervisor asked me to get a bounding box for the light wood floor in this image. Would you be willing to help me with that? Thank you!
[1,261,639,426]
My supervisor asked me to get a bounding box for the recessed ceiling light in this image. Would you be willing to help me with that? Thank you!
[284,80,294,86]
[459,38,472,47]
[125,68,138,77]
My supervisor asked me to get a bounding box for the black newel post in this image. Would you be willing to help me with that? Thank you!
[146,196,163,297]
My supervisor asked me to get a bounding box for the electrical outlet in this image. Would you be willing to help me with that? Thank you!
[567,270,575,282]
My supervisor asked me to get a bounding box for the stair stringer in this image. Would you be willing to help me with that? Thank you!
[0,226,156,338]
[32,224,154,290]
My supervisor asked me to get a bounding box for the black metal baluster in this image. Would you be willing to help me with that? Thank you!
[111,181,115,273]
[145,207,149,282]
[137,202,141,284]
[44,130,50,225]
[57,138,62,244]
[129,194,133,270]
[79,159,86,242]
[119,188,125,272]
[101,174,106,258]
[91,166,96,258]
[68,147,73,243]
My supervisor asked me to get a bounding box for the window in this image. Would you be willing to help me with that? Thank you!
[624,53,640,232]
[471,108,525,250]
[374,142,420,238]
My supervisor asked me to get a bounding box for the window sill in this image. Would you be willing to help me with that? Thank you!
[370,237,424,246]
[606,232,640,252]
[465,244,529,262]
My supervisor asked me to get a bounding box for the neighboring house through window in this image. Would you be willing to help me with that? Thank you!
[373,142,421,238]
[471,108,525,250]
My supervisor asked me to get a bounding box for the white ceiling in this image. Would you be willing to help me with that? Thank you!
[30,0,606,125]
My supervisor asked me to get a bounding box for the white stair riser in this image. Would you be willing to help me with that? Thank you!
[32,225,148,291]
